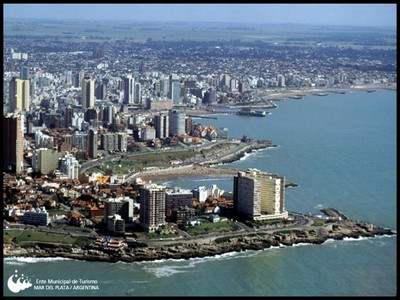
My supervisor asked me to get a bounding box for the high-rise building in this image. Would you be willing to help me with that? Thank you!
[233,169,288,220]
[9,77,29,112]
[169,109,186,136]
[20,66,30,80]
[154,112,169,139]
[81,76,95,109]
[101,133,118,151]
[84,107,100,123]
[58,153,79,179]
[72,131,88,151]
[139,183,166,232]
[165,187,193,217]
[3,114,24,173]
[169,80,181,105]
[117,133,127,152]
[134,82,141,104]
[88,128,98,159]
[64,106,74,128]
[104,197,134,224]
[95,82,107,100]
[160,77,169,97]
[32,148,64,174]
[73,70,85,88]
[277,74,286,87]
[123,76,135,104]
[102,104,115,125]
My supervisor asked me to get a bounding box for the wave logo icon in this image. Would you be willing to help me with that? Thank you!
[7,270,32,293]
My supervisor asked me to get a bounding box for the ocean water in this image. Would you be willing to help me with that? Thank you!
[3,90,396,296]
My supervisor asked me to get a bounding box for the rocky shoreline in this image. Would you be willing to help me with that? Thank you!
[4,209,395,263]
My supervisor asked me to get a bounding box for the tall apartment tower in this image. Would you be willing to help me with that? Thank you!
[81,76,95,109]
[123,76,135,104]
[9,77,30,112]
[3,114,24,173]
[20,66,30,80]
[64,106,74,128]
[233,169,288,220]
[73,70,85,88]
[168,109,186,136]
[169,80,181,105]
[104,197,134,224]
[58,153,79,179]
[159,77,169,97]
[139,183,166,232]
[134,82,142,104]
[277,74,286,87]
[88,128,98,159]
[154,112,169,139]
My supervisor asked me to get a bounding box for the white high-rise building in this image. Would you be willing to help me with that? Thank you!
[277,74,286,87]
[59,153,80,179]
[234,169,288,220]
[9,77,29,112]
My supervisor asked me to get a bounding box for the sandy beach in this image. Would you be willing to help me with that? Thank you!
[134,164,239,182]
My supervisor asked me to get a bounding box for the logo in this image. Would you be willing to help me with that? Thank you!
[7,270,32,293]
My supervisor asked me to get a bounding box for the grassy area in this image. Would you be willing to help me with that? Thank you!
[186,220,240,236]
[4,230,91,247]
[89,150,198,174]
[89,141,242,174]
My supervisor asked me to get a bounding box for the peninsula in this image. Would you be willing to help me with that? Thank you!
[4,209,395,263]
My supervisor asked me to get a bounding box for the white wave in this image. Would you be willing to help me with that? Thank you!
[187,250,258,263]
[314,204,324,209]
[144,264,195,278]
[342,236,370,242]
[4,257,72,264]
[126,288,136,296]
[323,238,337,244]
[291,242,312,247]
[3,261,26,266]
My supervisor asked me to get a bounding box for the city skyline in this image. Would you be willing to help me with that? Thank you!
[4,3,396,27]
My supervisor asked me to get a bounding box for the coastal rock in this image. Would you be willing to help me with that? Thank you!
[4,211,395,263]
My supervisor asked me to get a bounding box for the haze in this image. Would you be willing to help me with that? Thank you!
[4,4,396,27]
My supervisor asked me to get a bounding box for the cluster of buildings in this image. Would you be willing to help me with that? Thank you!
[3,31,396,178]
[3,168,288,234]
[4,22,394,237]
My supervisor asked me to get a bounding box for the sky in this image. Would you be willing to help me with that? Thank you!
[3,3,397,27]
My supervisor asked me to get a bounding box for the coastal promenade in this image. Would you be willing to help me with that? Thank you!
[4,209,395,263]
